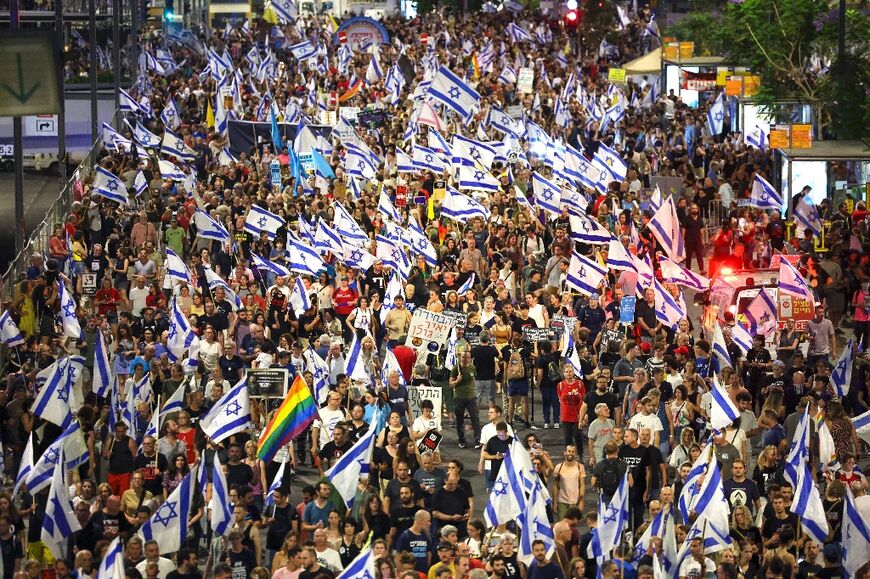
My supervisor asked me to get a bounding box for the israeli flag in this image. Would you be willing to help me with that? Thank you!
[97,537,126,579]
[160,98,179,130]
[133,170,148,197]
[250,251,291,278]
[566,252,607,298]
[326,414,378,507]
[441,188,491,223]
[200,378,252,444]
[653,279,686,330]
[167,297,200,362]
[830,340,855,398]
[794,196,822,237]
[484,440,528,527]
[263,458,289,508]
[658,255,710,291]
[587,473,631,561]
[93,329,113,399]
[457,165,500,192]
[287,236,324,276]
[42,449,81,560]
[631,505,677,575]
[271,0,298,22]
[192,209,229,242]
[427,66,481,122]
[245,204,286,239]
[290,275,312,316]
[456,273,475,297]
[378,190,402,223]
[165,248,192,284]
[119,88,143,114]
[140,468,195,554]
[289,40,317,61]
[498,64,517,85]
[711,375,740,431]
[514,184,533,212]
[791,459,829,545]
[413,145,447,173]
[706,92,726,135]
[161,379,187,425]
[561,331,583,376]
[648,196,686,262]
[395,148,416,174]
[365,52,384,85]
[745,124,768,150]
[303,348,331,405]
[749,175,784,210]
[593,143,628,182]
[710,321,733,370]
[729,323,754,354]
[507,22,532,42]
[519,476,555,565]
[403,221,437,267]
[532,172,563,217]
[844,486,870,577]
[160,128,196,163]
[336,546,376,579]
[484,105,522,137]
[0,310,24,347]
[27,420,89,493]
[158,159,187,181]
[57,279,81,339]
[779,258,815,304]
[607,237,636,272]
[130,121,161,148]
[12,433,33,496]
[344,334,371,383]
[569,213,610,245]
[314,219,343,256]
[345,144,379,181]
[92,166,129,205]
[743,289,778,331]
[210,457,232,536]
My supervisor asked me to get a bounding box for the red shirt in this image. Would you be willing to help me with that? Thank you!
[392,344,416,382]
[95,288,121,315]
[557,379,586,423]
[333,286,359,316]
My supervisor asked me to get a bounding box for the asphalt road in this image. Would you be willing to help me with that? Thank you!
[0,171,65,274]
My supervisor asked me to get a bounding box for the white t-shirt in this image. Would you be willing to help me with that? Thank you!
[628,412,664,434]
[315,547,342,572]
[528,304,547,328]
[129,286,149,317]
[413,414,441,436]
[479,422,515,470]
[678,556,715,579]
[314,407,346,447]
[135,557,176,579]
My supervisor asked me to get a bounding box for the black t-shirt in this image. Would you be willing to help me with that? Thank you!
[535,351,562,389]
[225,462,255,490]
[617,444,650,496]
[166,569,204,579]
[218,355,245,384]
[723,478,761,515]
[134,452,169,497]
[319,440,353,470]
[228,547,257,579]
[0,535,23,579]
[389,504,418,537]
[635,300,657,337]
[485,434,512,481]
[645,445,665,491]
[265,503,298,550]
[430,487,470,536]
[339,538,361,567]
[503,553,524,579]
[470,344,501,380]
[761,512,800,540]
[91,510,133,541]
[584,390,620,423]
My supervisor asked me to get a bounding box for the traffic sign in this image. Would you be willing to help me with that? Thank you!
[0,32,60,117]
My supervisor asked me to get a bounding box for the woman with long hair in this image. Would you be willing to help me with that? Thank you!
[752,445,783,495]
[120,470,153,524]
[163,454,190,499]
[243,440,265,512]
[730,504,762,547]
[826,398,860,460]
[393,437,420,475]
[324,510,343,550]
[376,411,410,448]
[269,532,298,576]
[362,495,390,542]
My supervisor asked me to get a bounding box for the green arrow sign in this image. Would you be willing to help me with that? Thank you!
[0,32,60,117]
[2,54,41,105]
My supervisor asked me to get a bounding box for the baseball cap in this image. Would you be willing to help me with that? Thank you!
[436,541,454,551]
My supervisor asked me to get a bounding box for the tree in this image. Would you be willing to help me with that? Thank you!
[665,0,870,139]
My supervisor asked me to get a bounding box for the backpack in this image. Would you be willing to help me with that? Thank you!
[598,458,622,498]
[506,349,525,380]
[547,359,563,383]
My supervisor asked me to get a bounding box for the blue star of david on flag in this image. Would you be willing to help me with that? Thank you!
[107,180,119,191]
[225,400,242,417]
[493,479,509,496]
[62,302,76,318]
[257,217,268,228]
[153,501,178,527]
[448,86,460,99]
[474,170,484,180]
[45,447,60,465]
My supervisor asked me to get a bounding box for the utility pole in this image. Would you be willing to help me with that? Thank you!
[837,0,846,138]
[10,0,24,254]
[56,0,67,188]
[89,0,98,144]
[113,0,121,115]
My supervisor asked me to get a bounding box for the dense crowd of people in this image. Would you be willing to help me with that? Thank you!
[0,2,869,579]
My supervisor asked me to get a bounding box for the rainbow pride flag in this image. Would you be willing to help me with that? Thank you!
[257,375,318,461]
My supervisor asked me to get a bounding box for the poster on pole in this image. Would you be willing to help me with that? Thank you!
[620,296,637,325]
[517,67,534,94]
[406,309,459,346]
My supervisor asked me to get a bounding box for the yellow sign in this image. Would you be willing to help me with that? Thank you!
[725,77,743,97]
[664,42,679,60]
[608,68,626,83]
[743,75,761,96]
[716,68,730,86]
[679,42,695,60]
[791,124,812,149]
[769,127,791,149]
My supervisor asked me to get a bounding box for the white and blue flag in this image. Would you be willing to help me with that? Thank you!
[165,248,192,285]
[791,459,829,545]
[518,476,555,565]
[749,175,784,210]
[566,252,607,298]
[484,440,528,527]
[336,546,376,579]
[779,258,815,304]
[794,196,822,237]
[264,459,288,507]
[441,188,490,222]
[210,457,232,536]
[653,279,686,330]
[593,143,628,182]
[140,468,195,554]
[92,166,129,205]
[288,40,317,61]
[93,330,113,399]
[427,66,481,122]
[413,145,447,173]
[743,288,778,332]
[843,486,870,578]
[244,205,286,239]
[830,340,855,398]
[160,128,196,163]
[658,255,710,291]
[706,92,726,135]
[333,202,368,241]
[0,310,24,347]
[193,209,230,242]
[648,196,686,262]
[167,298,200,362]
[532,172,562,217]
[271,0,298,22]
[42,449,81,560]
[711,375,740,431]
[27,420,89,493]
[97,537,126,579]
[251,252,291,278]
[326,413,378,508]
[199,378,252,444]
[289,275,311,316]
[457,165,500,192]
[287,236,324,276]
[12,433,33,496]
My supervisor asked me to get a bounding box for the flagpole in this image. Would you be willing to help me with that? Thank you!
[155,394,161,468]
